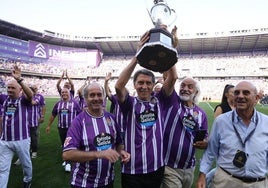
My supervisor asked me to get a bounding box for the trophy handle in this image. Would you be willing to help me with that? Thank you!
[146,8,155,26]
[168,9,177,27]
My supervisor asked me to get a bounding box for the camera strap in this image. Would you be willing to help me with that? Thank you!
[231,111,258,147]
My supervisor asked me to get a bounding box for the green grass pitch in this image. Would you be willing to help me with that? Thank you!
[8,98,268,188]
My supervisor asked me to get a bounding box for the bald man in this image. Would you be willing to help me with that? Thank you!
[197,81,268,188]
[0,65,33,188]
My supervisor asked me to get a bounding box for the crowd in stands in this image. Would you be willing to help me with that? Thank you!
[1,55,268,78]
[0,55,268,100]
[177,55,268,77]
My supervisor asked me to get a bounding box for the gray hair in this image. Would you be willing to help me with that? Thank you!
[83,81,106,99]
[180,77,201,104]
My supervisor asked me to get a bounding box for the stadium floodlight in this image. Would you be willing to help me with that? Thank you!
[136,0,178,72]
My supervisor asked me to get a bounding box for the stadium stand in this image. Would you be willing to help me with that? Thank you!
[0,19,267,100]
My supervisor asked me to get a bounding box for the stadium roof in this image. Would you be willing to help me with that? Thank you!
[0,19,268,57]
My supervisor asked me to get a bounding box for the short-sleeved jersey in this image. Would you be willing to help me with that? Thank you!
[35,93,46,116]
[63,110,122,188]
[0,94,32,141]
[163,91,208,169]
[119,92,167,174]
[52,99,82,128]
[109,95,125,135]
[28,94,45,127]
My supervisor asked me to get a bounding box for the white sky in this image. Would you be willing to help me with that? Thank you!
[1,0,267,36]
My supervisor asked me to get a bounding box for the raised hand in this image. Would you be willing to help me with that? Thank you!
[105,72,112,82]
[137,31,150,53]
[171,25,179,48]
[11,65,22,80]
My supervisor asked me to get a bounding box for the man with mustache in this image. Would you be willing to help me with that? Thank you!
[115,28,178,188]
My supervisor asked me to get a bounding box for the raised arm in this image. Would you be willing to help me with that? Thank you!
[161,26,179,96]
[104,72,113,100]
[77,79,88,98]
[162,65,178,96]
[115,31,150,103]
[65,70,75,91]
[56,71,64,93]
[115,58,137,103]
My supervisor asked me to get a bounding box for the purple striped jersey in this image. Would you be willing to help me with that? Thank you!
[52,99,82,128]
[119,94,165,174]
[0,94,32,141]
[28,94,44,127]
[109,95,125,138]
[35,93,46,118]
[63,111,122,188]
[163,91,208,169]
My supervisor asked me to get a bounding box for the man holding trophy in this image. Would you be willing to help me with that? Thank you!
[115,1,179,187]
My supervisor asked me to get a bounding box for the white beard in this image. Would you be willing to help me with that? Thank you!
[179,94,194,102]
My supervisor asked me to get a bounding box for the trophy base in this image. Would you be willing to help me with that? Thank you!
[136,28,178,72]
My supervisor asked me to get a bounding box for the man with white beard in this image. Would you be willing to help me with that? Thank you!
[162,77,209,188]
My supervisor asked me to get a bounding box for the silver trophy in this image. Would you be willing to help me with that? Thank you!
[136,0,178,72]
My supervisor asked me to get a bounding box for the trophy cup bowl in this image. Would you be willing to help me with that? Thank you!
[136,0,178,72]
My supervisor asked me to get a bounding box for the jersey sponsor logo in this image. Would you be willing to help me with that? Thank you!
[138,109,157,127]
[182,114,198,132]
[94,133,114,151]
[6,103,17,116]
[61,108,69,115]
